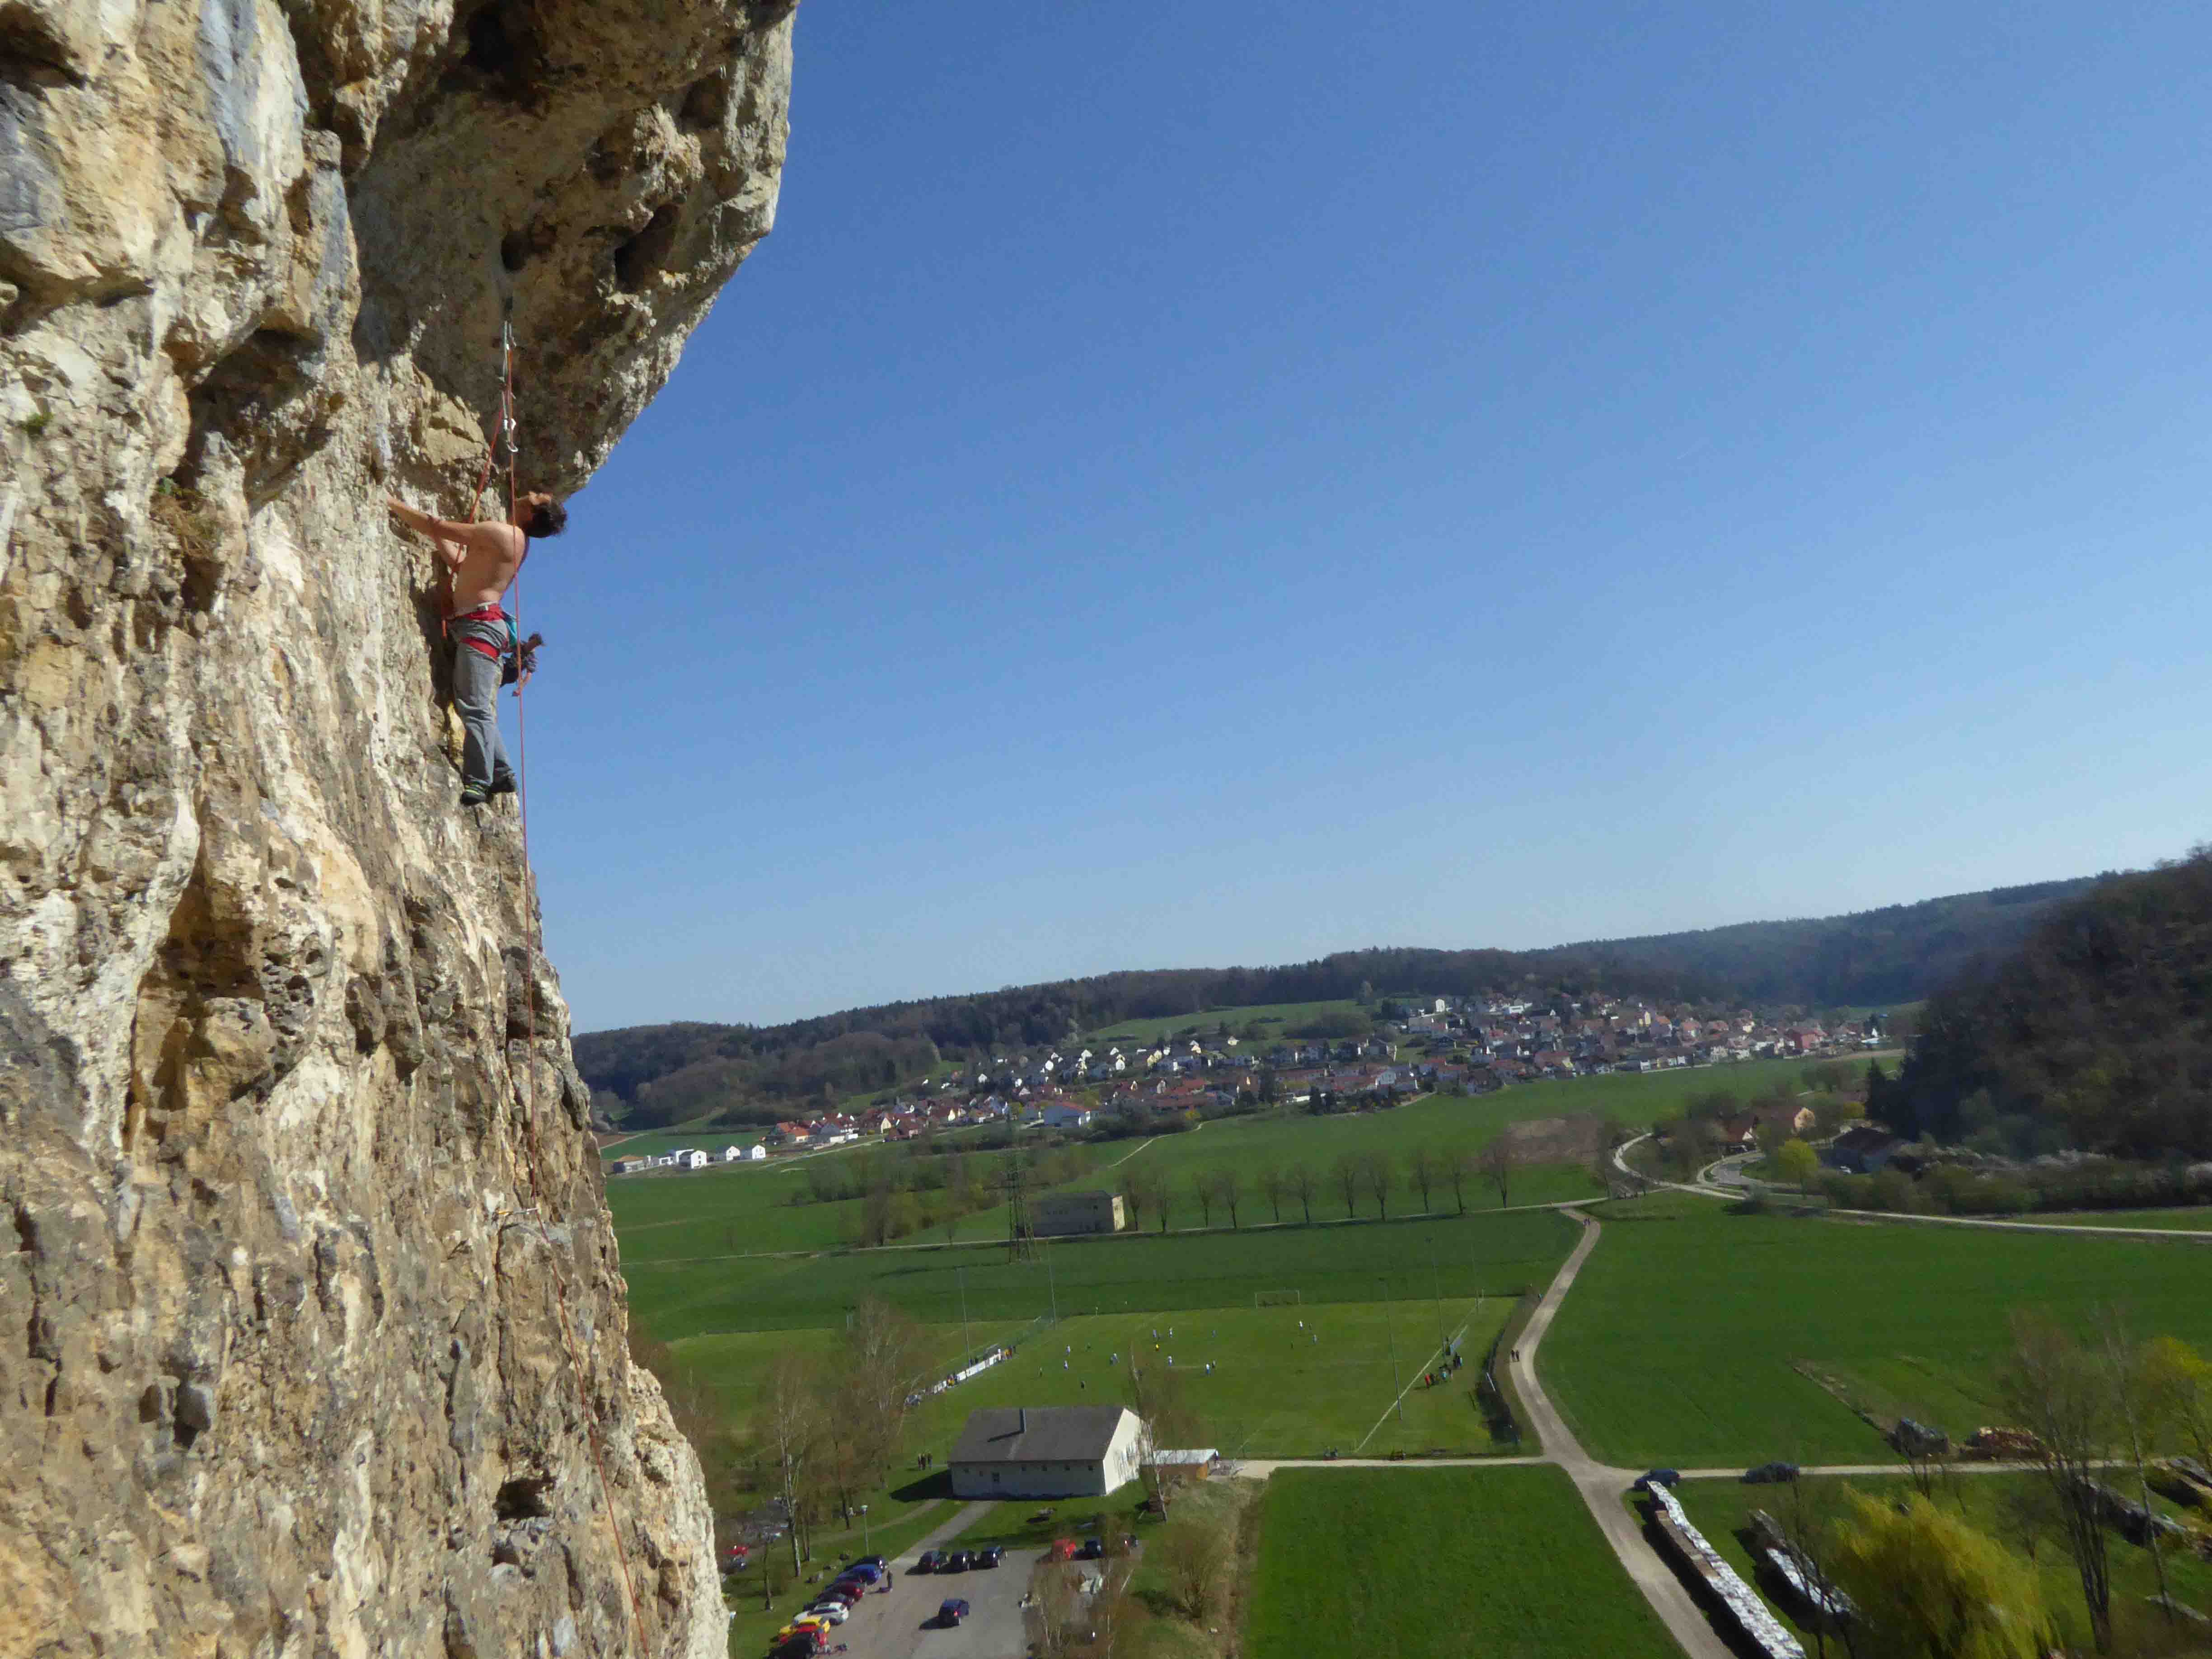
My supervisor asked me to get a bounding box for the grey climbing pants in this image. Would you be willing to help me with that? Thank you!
[452,623,513,792]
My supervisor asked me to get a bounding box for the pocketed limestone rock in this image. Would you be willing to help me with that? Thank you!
[0,3,794,1655]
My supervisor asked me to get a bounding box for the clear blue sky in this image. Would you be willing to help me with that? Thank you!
[520,2,2212,1033]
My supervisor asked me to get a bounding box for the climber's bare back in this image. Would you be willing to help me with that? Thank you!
[386,492,553,613]
[441,521,527,613]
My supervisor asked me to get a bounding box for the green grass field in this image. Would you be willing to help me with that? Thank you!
[1671,1471,2212,1654]
[677,1297,1517,1461]
[1244,1467,1680,1658]
[627,1206,1579,1339]
[2032,1206,2212,1232]
[1542,1200,2212,1467]
[605,1055,1832,1268]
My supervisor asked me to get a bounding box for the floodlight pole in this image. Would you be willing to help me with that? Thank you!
[1430,1246,1446,1360]
[1380,1277,1403,1422]
[860,1503,870,1554]
[957,1264,972,1364]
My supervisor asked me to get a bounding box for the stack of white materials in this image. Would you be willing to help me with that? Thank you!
[1758,1541,1853,1622]
[1647,1484,1807,1659]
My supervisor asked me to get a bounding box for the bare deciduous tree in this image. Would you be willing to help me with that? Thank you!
[2001,1311,2115,1652]
[1257,1163,1286,1223]
[755,1350,822,1578]
[1478,1138,1517,1209]
[1192,1171,1218,1228]
[1332,1152,1360,1219]
[1446,1146,1475,1214]
[843,1295,928,1484]
[1157,1512,1233,1623]
[1359,1150,1393,1218]
[1217,1166,1243,1228]
[1406,1147,1438,1213]
[1288,1162,1318,1224]
[1119,1173,1148,1234]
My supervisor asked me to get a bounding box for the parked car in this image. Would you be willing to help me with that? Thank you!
[915,1549,945,1573]
[937,1598,971,1627]
[1047,1538,1079,1561]
[977,1545,1005,1568]
[802,1603,849,1626]
[1076,1537,1104,1561]
[942,1550,970,1572]
[851,1556,887,1573]
[1632,1469,1681,1492]
[1743,1462,1801,1485]
[771,1618,828,1645]
[818,1583,864,1605]
[724,1543,750,1570]
[771,1632,826,1659]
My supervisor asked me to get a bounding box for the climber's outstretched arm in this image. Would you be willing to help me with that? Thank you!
[388,498,522,567]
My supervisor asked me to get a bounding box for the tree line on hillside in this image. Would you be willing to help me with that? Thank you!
[1538,875,2104,1010]
[1882,850,2212,1159]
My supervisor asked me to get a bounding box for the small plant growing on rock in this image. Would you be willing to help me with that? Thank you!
[19,411,49,436]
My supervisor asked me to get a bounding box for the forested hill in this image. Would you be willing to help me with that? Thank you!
[576,875,2103,1128]
[1532,876,2106,1009]
[1887,852,2212,1158]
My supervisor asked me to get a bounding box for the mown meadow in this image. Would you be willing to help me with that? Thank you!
[1244,1467,1681,1658]
[1543,1196,2212,1467]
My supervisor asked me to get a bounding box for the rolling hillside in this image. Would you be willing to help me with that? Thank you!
[576,875,2104,1127]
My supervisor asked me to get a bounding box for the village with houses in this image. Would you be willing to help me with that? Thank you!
[605,996,1889,1179]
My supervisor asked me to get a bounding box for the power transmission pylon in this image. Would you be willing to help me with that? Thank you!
[1005,1162,1036,1263]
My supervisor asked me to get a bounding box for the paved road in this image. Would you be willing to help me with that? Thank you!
[1617,1132,2212,1243]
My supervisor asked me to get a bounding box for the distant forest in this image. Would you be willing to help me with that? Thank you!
[576,876,2103,1129]
[1534,876,2104,1008]
[1884,852,2212,1158]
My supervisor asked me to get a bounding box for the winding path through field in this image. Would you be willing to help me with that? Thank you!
[1507,1209,1739,1659]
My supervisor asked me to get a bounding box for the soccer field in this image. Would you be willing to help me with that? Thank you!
[675,1297,1518,1460]
[623,1204,1578,1339]
[1245,1467,1680,1658]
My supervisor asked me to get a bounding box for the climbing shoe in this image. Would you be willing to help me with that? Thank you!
[459,783,490,807]
[488,774,518,798]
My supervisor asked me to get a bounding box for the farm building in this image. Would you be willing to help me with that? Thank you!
[1032,1190,1125,1237]
[948,1406,1144,1500]
[1826,1125,1903,1172]
[1141,1448,1221,1485]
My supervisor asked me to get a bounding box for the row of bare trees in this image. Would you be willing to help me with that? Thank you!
[738,1297,930,1589]
[1118,1143,1526,1232]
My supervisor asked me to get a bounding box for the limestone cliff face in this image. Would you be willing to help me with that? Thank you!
[0,4,793,1655]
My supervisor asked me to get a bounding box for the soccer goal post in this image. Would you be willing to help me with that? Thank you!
[1254,1289,1302,1308]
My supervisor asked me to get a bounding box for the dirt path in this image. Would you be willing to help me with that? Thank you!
[1506,1209,1738,1659]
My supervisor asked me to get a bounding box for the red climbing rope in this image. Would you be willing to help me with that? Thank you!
[487,326,655,1659]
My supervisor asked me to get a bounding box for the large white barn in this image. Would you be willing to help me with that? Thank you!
[947,1406,1144,1500]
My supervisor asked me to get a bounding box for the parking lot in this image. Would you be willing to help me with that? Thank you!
[799,1504,1035,1659]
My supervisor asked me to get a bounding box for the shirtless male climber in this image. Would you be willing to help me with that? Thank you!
[386,490,567,806]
